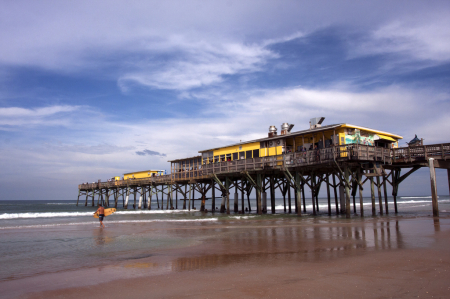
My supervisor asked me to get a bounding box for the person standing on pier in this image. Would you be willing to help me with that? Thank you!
[95,204,105,228]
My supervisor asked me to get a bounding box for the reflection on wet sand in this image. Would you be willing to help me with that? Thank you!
[172,220,407,272]
[93,229,114,246]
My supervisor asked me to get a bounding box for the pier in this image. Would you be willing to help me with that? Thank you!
[78,142,450,218]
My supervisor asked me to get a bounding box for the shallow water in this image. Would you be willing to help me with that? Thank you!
[1,197,449,284]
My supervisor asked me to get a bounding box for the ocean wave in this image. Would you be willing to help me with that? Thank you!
[400,196,439,199]
[0,209,193,219]
[0,218,219,229]
[229,216,256,219]
[0,212,94,219]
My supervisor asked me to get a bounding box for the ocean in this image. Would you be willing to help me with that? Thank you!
[1,196,450,295]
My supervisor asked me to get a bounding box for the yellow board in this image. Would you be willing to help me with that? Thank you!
[93,208,116,218]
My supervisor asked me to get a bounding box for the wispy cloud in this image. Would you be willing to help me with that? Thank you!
[118,41,276,91]
[0,105,81,128]
[350,16,450,63]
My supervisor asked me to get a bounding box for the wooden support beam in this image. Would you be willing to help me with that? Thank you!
[234,180,239,213]
[332,174,339,214]
[85,191,88,207]
[262,191,267,214]
[287,180,292,213]
[192,187,195,210]
[370,177,376,216]
[377,176,383,215]
[295,171,302,216]
[257,173,262,215]
[383,175,389,214]
[345,167,351,218]
[188,184,192,212]
[282,179,287,213]
[351,173,357,215]
[358,169,364,217]
[392,169,401,214]
[429,158,439,217]
[247,183,253,212]
[148,185,153,210]
[138,188,143,209]
[326,173,331,216]
[270,176,275,214]
[76,190,81,206]
[226,177,230,215]
[315,176,321,212]
[124,187,129,209]
[302,181,306,213]
[311,172,316,215]
[115,189,119,209]
[211,180,215,212]
[241,179,245,213]
[448,169,450,197]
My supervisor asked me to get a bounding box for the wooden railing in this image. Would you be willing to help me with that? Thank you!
[392,143,450,162]
[78,143,450,189]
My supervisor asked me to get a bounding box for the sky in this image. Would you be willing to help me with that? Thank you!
[1,0,450,200]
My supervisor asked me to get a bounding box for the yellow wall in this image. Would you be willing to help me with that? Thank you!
[124,170,161,180]
[207,142,261,163]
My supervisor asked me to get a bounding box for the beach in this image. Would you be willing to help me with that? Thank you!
[1,199,450,298]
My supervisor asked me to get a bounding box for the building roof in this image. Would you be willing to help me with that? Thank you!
[123,170,164,175]
[198,123,403,153]
[167,155,202,163]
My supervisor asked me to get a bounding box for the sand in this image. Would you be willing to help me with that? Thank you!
[4,215,450,299]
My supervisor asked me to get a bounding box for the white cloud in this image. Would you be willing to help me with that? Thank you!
[118,41,275,91]
[351,15,450,63]
[0,105,81,127]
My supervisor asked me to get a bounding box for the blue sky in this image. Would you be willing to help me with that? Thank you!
[1,0,450,200]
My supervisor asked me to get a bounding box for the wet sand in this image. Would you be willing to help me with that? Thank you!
[5,215,450,299]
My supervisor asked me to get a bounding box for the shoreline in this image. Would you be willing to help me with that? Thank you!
[2,215,450,298]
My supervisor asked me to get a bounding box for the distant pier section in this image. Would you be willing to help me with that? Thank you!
[78,118,450,218]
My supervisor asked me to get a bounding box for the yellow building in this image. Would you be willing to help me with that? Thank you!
[199,119,402,164]
[123,170,165,180]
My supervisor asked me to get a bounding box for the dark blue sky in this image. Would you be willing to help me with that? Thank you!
[0,0,449,200]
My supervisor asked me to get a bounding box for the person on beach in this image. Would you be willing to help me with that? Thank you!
[95,204,105,228]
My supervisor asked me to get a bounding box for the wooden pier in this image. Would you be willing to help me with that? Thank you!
[78,143,450,218]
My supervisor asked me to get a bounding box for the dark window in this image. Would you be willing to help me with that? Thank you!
[220,155,225,162]
[239,151,245,159]
[246,150,252,159]
[214,156,219,163]
[253,149,259,158]
[232,153,238,160]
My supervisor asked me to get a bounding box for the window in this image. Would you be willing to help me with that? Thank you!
[214,156,219,163]
[226,154,231,161]
[246,150,252,159]
[253,149,259,158]
[239,151,245,159]
[220,155,225,162]
[232,153,238,160]
[239,146,242,150]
